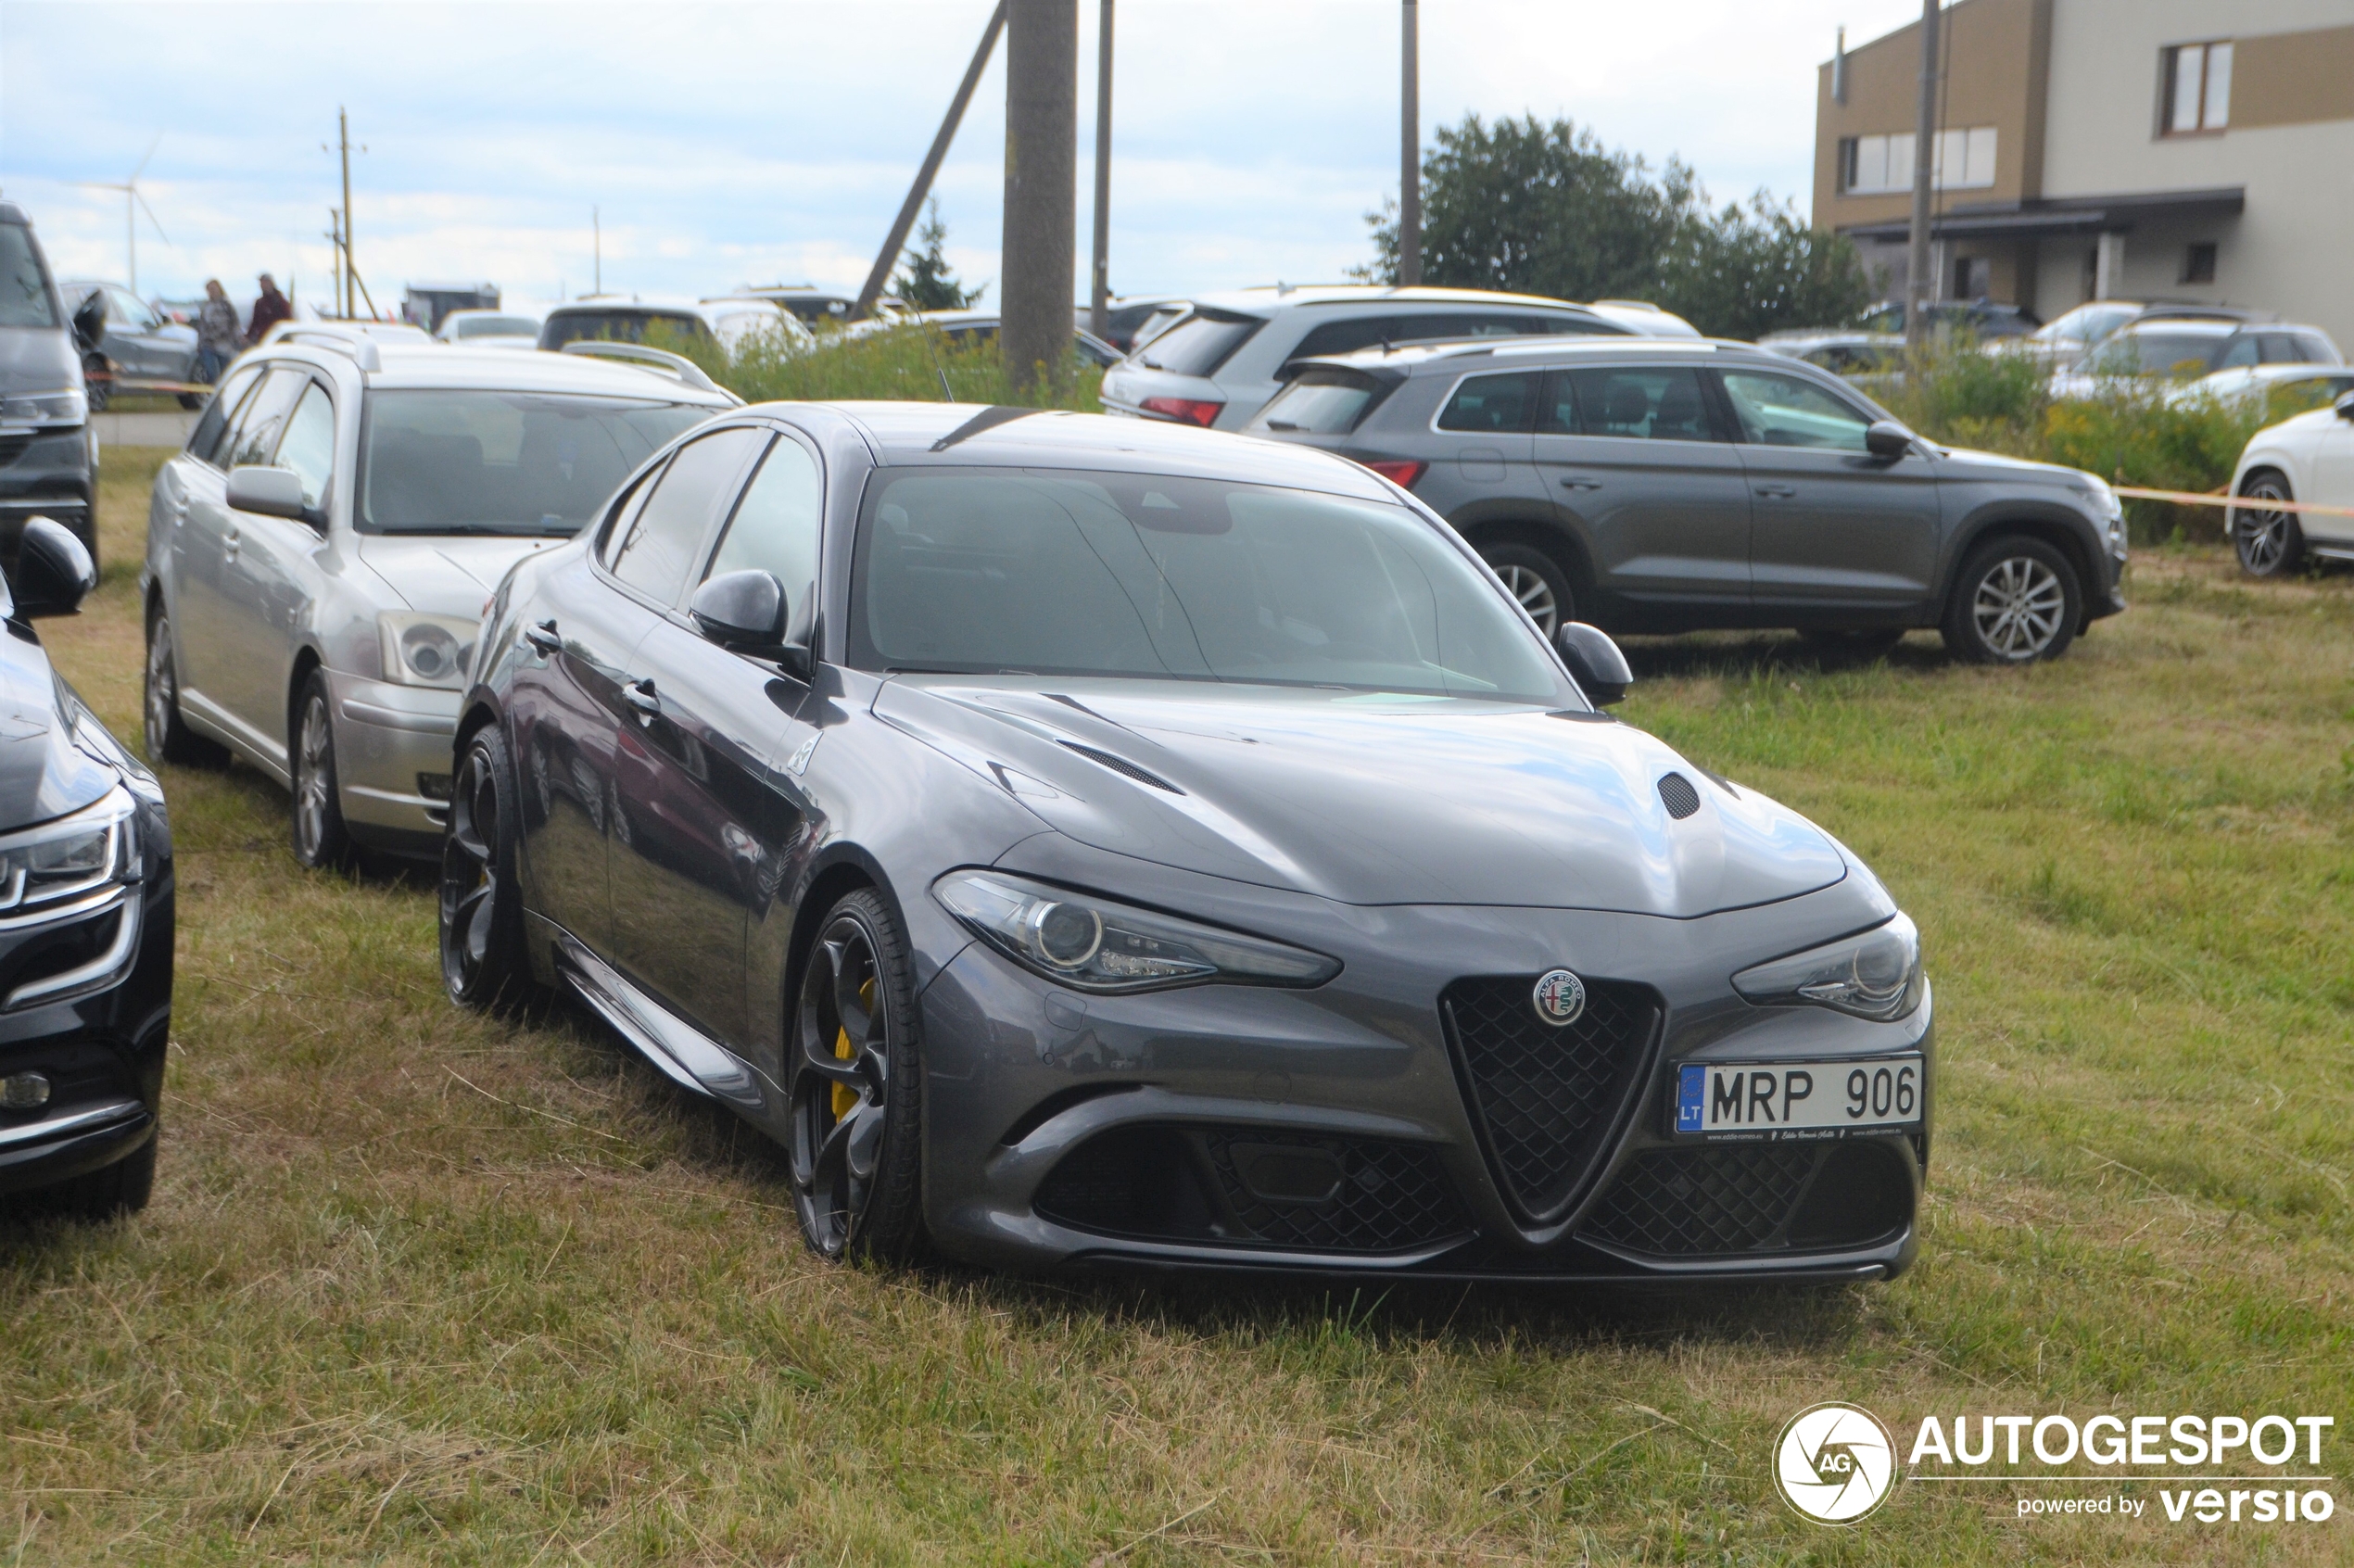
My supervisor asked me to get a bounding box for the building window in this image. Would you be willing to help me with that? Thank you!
[1952,256,1993,300]
[2163,41,2233,134]
[1839,127,1998,195]
[2183,243,2218,285]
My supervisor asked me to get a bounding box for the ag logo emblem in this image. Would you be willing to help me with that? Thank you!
[1774,1402,1897,1524]
[1531,968,1586,1026]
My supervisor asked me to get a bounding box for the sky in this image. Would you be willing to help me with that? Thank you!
[0,0,1931,311]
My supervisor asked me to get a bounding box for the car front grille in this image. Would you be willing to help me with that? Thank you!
[0,436,33,469]
[1441,976,1662,1223]
[1576,1140,1913,1258]
[1033,1122,1471,1255]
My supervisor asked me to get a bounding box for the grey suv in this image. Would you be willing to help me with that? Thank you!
[1245,337,2128,663]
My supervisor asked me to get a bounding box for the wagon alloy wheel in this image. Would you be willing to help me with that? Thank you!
[1497,564,1557,633]
[789,892,926,1263]
[144,627,173,758]
[290,672,354,868]
[2233,474,2303,577]
[1478,544,1575,639]
[440,728,535,1010]
[1970,556,2067,659]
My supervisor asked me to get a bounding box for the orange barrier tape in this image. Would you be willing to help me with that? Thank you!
[2113,486,2354,521]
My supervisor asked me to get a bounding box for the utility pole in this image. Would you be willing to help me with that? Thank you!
[325,209,346,317]
[337,107,357,318]
[854,1,1009,321]
[1905,0,1940,353]
[1089,0,1114,337]
[593,206,601,295]
[1399,0,1421,287]
[1002,0,1077,398]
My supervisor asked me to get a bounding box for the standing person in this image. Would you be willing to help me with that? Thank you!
[246,272,292,346]
[195,279,239,383]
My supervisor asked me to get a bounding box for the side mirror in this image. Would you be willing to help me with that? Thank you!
[690,569,809,677]
[70,289,107,355]
[1555,621,1632,707]
[226,465,320,526]
[9,517,96,619]
[1865,420,1915,460]
[2335,392,2354,423]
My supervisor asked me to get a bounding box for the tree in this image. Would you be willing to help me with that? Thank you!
[1361,114,1870,339]
[893,199,980,311]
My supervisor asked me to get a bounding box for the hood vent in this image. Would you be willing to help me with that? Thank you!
[1657,772,1702,820]
[1057,740,1183,794]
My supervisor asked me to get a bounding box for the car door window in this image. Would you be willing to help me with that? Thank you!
[1288,316,1411,360]
[272,382,335,509]
[2217,335,2261,370]
[704,435,821,613]
[608,426,766,604]
[1717,370,1873,451]
[222,369,310,471]
[189,365,265,467]
[1547,367,1719,442]
[1436,372,1538,433]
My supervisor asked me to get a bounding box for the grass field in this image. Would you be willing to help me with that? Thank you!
[2,447,2348,1565]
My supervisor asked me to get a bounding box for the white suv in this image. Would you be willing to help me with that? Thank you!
[142,329,736,865]
[1097,285,1696,431]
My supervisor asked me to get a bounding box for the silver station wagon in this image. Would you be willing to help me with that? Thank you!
[141,329,734,863]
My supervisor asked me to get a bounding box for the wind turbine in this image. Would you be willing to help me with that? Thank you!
[79,134,170,296]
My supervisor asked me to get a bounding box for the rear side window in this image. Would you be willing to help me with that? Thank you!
[608,426,766,604]
[189,365,265,467]
[1436,372,1539,434]
[1247,369,1387,435]
[1543,367,1718,442]
[1135,310,1262,376]
[0,224,57,329]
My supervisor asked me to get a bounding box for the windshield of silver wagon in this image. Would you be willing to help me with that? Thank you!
[355,390,712,536]
[847,466,1576,703]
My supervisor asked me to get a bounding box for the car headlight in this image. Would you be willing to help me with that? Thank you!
[2083,477,2128,557]
[934,869,1340,993]
[0,388,88,428]
[0,786,140,916]
[377,613,480,689]
[1732,912,1924,1021]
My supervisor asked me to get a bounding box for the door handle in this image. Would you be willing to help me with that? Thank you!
[1754,484,1799,499]
[623,678,661,718]
[523,618,562,655]
[1557,476,1604,491]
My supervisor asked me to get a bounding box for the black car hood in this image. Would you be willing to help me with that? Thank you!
[876,677,1846,916]
[0,620,120,830]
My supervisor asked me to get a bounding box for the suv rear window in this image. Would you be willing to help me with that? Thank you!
[1247,368,1389,435]
[1134,310,1262,376]
[541,310,710,349]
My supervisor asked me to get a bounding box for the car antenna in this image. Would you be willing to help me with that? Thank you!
[918,320,956,402]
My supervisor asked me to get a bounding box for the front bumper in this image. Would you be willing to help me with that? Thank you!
[0,426,95,553]
[324,670,462,852]
[914,860,1931,1284]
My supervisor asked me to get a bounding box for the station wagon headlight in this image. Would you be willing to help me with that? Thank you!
[1733,913,1924,1021]
[377,612,480,689]
[933,869,1340,993]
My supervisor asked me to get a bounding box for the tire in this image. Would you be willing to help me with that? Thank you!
[82,354,110,414]
[290,670,356,869]
[177,392,206,411]
[441,725,539,1011]
[1479,542,1576,638]
[788,888,926,1265]
[2232,470,2305,578]
[24,1134,157,1220]
[1941,536,2081,664]
[144,608,222,766]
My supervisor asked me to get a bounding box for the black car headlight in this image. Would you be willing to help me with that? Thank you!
[0,785,141,916]
[1733,912,1924,1021]
[934,870,1339,993]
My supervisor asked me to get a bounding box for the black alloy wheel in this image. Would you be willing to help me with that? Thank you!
[1942,536,2081,664]
[2232,471,2305,578]
[1480,543,1575,639]
[290,671,355,868]
[143,609,221,765]
[789,889,925,1263]
[441,726,537,1011]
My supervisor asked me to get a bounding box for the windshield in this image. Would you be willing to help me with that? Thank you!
[2036,303,2136,346]
[1247,369,1386,435]
[541,310,707,348]
[357,389,713,536]
[2084,331,2228,377]
[451,314,539,338]
[850,467,1571,702]
[0,225,58,329]
[1136,310,1262,375]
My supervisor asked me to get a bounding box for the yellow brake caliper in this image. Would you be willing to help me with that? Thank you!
[831,977,874,1119]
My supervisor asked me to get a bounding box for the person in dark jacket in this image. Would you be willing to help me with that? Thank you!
[196,279,239,382]
[246,273,291,346]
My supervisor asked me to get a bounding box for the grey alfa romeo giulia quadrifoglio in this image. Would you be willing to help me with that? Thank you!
[442,402,1931,1283]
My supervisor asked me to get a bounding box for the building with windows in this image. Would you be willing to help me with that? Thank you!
[1812,0,2354,346]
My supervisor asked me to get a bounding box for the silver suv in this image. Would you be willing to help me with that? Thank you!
[1244,335,2128,663]
[1098,285,1696,432]
[141,329,735,864]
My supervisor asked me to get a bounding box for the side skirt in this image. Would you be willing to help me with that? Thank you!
[551,928,778,1119]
